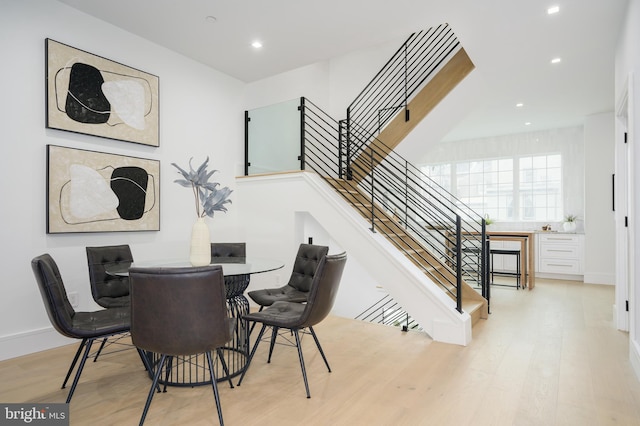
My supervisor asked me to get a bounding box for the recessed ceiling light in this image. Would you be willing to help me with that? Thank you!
[525,122,532,126]
[251,41,263,49]
[551,57,562,64]
[547,6,560,15]
[516,103,524,108]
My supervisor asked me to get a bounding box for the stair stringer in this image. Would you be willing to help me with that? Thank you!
[236,171,472,346]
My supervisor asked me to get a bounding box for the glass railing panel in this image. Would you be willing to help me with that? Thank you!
[246,98,301,175]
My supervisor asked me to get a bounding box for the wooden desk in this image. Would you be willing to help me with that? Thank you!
[486,231,535,289]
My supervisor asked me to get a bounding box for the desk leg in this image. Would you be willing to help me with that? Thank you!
[521,239,527,289]
[528,237,535,289]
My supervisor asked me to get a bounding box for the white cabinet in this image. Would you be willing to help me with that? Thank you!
[537,233,584,278]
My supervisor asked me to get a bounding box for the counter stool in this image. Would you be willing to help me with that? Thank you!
[490,248,521,289]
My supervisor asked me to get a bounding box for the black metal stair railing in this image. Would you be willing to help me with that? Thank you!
[347,23,460,139]
[354,294,422,332]
[301,97,489,313]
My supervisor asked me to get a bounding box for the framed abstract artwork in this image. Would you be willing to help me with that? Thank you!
[47,145,160,233]
[45,38,160,147]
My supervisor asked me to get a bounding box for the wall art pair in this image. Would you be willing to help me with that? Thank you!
[45,39,161,233]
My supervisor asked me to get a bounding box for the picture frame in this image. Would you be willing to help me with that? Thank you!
[45,38,160,147]
[47,145,160,233]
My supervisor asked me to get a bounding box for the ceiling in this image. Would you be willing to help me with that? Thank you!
[57,0,629,142]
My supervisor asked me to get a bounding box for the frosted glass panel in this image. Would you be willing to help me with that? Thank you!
[246,99,301,175]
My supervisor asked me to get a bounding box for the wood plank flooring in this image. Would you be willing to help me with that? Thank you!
[1,278,640,425]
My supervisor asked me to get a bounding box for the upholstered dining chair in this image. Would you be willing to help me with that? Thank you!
[238,252,347,398]
[129,265,234,425]
[86,244,133,308]
[247,243,328,311]
[31,254,138,403]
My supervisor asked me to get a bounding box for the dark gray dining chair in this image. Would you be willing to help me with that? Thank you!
[129,265,234,425]
[31,254,140,403]
[238,252,347,398]
[247,243,328,311]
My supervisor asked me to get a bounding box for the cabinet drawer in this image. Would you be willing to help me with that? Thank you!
[539,258,581,274]
[539,234,581,244]
[539,244,580,259]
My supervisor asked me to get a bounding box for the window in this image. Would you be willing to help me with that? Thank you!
[519,154,562,221]
[421,154,562,222]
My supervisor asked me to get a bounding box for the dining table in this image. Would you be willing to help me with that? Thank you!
[106,257,284,386]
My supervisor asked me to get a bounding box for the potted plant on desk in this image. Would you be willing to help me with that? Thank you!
[172,157,233,266]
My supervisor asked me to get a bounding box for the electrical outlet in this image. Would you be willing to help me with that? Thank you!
[68,291,79,308]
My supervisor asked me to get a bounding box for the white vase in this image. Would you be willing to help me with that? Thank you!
[190,217,211,266]
[563,221,577,233]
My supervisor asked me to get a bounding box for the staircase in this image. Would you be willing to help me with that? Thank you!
[245,23,489,338]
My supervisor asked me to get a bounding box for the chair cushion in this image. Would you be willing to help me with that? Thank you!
[71,307,130,338]
[96,295,131,308]
[247,285,308,307]
[244,301,305,328]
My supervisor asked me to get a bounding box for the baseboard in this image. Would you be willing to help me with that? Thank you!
[0,327,74,361]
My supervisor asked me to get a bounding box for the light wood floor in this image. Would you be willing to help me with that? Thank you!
[2,278,640,425]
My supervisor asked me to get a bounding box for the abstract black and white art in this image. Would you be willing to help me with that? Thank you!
[47,145,160,233]
[45,39,160,147]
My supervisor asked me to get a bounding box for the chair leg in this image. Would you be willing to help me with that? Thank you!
[206,351,225,426]
[139,354,167,426]
[216,348,234,389]
[65,338,95,403]
[293,329,311,398]
[62,338,87,389]
[136,349,161,394]
[267,326,279,363]
[93,337,109,362]
[248,305,265,335]
[162,356,173,393]
[308,326,331,372]
[237,324,267,387]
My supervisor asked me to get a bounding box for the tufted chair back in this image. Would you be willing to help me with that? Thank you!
[211,242,246,263]
[86,245,133,308]
[287,244,329,292]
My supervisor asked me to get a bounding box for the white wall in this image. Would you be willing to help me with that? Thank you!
[583,112,616,285]
[0,0,244,359]
[615,0,640,379]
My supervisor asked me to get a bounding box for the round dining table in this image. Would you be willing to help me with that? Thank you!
[106,257,284,386]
